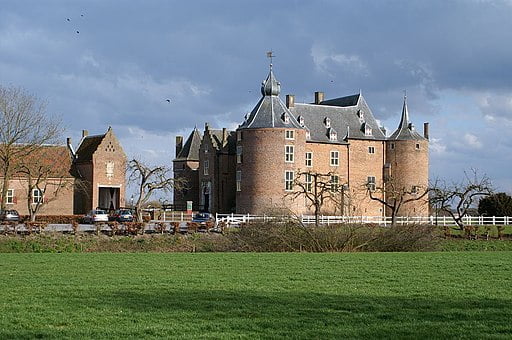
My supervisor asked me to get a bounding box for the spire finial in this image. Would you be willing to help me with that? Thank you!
[404,89,407,100]
[266,51,275,69]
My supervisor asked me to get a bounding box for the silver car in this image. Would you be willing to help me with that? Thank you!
[0,210,20,222]
[83,209,109,224]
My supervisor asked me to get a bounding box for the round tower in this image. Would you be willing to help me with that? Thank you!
[236,66,306,214]
[386,96,429,217]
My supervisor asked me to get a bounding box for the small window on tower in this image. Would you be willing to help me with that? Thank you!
[415,143,420,150]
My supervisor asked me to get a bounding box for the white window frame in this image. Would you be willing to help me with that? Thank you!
[367,176,376,191]
[285,145,294,163]
[329,130,337,141]
[236,171,241,192]
[203,159,209,175]
[330,175,339,192]
[236,146,243,164]
[305,152,313,167]
[365,125,372,136]
[32,188,43,204]
[330,150,339,166]
[6,189,14,204]
[304,173,313,193]
[285,170,294,191]
[368,146,375,154]
[285,130,295,140]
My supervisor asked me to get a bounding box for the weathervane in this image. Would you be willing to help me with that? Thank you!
[266,51,275,68]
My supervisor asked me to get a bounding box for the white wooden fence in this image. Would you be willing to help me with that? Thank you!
[215,213,512,227]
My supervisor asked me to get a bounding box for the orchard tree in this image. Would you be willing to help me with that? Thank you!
[0,85,61,210]
[366,175,430,227]
[128,159,186,222]
[430,169,493,230]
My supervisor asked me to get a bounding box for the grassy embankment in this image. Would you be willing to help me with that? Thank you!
[1,252,511,338]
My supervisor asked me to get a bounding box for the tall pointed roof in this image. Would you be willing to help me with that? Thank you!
[239,66,303,130]
[174,127,202,161]
[389,95,425,141]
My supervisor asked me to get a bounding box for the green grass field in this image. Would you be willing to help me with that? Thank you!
[1,252,512,339]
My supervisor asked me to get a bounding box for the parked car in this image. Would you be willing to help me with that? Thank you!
[0,209,20,222]
[83,209,109,224]
[110,209,134,222]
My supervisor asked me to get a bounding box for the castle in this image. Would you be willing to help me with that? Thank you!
[173,66,429,217]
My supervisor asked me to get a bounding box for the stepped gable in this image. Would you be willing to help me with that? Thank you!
[389,96,426,141]
[289,93,386,144]
[208,129,237,154]
[239,66,303,130]
[174,128,203,161]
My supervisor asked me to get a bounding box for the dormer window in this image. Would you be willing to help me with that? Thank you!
[324,117,331,128]
[282,112,290,124]
[357,109,364,121]
[363,123,372,136]
[408,123,415,131]
[298,116,305,127]
[329,128,337,141]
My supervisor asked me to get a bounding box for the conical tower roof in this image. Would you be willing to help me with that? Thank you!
[389,95,425,140]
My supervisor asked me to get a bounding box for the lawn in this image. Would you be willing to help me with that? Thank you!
[1,252,511,339]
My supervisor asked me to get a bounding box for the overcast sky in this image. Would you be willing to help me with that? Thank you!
[1,0,511,195]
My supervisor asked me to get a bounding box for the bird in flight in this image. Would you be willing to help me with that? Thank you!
[166,99,171,103]
[66,18,70,21]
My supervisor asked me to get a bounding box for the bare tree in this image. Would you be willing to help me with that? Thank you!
[286,170,348,226]
[15,146,80,221]
[0,85,61,210]
[128,159,186,222]
[430,169,493,230]
[366,176,430,227]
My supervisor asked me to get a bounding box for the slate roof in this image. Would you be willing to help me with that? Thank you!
[388,97,426,141]
[239,68,304,130]
[290,93,387,144]
[175,128,203,161]
[75,134,105,162]
[208,129,236,154]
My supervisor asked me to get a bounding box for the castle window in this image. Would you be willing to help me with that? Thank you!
[411,185,419,195]
[282,112,290,124]
[285,130,295,140]
[298,116,305,126]
[364,124,372,136]
[305,173,313,193]
[236,171,241,192]
[6,189,14,204]
[390,143,395,150]
[32,189,43,204]
[203,160,209,175]
[329,129,337,141]
[237,130,242,141]
[330,175,340,192]
[330,151,339,166]
[324,117,331,128]
[368,146,375,154]
[357,110,364,120]
[285,170,294,191]
[306,130,311,139]
[415,143,420,150]
[305,152,313,167]
[236,146,243,164]
[285,145,294,163]
[367,176,376,191]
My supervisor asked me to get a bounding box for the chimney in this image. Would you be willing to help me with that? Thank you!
[82,130,89,138]
[222,128,227,144]
[204,122,209,132]
[175,136,183,156]
[423,122,429,140]
[66,137,75,157]
[286,94,295,108]
[314,91,324,104]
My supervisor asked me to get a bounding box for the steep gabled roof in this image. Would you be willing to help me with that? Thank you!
[389,97,426,141]
[175,128,202,161]
[75,134,105,162]
[239,67,304,130]
[290,93,386,144]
